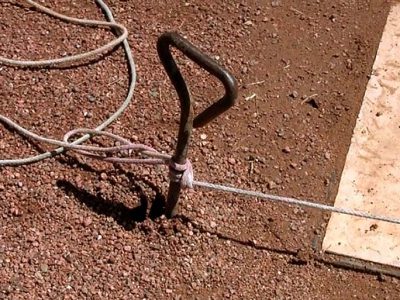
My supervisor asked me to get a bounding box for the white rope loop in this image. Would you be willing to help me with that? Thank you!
[0,0,128,67]
[0,0,136,166]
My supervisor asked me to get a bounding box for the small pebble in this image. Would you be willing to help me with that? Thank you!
[271,0,281,7]
[289,90,299,98]
[40,264,48,273]
[83,217,93,227]
[10,207,22,216]
[268,181,278,190]
[282,146,291,153]
[35,271,43,280]
[324,152,331,160]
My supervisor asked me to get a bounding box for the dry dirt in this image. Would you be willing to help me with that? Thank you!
[1,0,400,299]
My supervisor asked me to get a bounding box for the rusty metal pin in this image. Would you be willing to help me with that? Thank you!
[157,32,238,218]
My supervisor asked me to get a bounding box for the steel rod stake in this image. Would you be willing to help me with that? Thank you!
[157,32,238,218]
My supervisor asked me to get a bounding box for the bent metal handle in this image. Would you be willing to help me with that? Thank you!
[157,32,238,128]
[157,32,238,218]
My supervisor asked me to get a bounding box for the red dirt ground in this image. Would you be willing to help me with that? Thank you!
[1,0,399,299]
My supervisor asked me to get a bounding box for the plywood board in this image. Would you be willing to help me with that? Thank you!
[322,4,400,268]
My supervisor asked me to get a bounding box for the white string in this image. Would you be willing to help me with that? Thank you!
[192,180,400,225]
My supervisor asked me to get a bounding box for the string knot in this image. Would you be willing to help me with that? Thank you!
[169,159,194,189]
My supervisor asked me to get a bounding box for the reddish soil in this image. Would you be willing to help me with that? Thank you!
[1,0,399,299]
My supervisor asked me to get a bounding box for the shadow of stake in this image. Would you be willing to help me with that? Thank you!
[57,179,165,230]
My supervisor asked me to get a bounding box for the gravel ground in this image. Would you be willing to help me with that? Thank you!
[1,0,400,299]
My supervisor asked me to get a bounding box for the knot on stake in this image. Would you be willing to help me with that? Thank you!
[169,159,194,189]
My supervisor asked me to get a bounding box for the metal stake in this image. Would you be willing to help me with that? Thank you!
[157,32,238,218]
